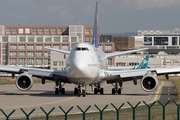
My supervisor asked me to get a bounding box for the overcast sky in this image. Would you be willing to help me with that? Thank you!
[1,0,180,34]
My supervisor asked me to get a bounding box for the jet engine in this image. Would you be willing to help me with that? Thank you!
[140,72,158,92]
[15,73,33,91]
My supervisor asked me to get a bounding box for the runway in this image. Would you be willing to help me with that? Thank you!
[0,80,177,118]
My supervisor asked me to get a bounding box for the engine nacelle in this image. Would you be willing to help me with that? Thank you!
[140,72,158,92]
[16,73,33,91]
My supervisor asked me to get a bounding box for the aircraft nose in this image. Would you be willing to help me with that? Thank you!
[74,61,86,72]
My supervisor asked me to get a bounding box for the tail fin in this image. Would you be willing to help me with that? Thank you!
[92,1,98,48]
[136,55,149,69]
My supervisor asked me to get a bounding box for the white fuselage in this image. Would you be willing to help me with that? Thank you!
[66,43,108,85]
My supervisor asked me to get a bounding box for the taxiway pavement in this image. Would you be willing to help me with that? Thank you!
[0,80,177,118]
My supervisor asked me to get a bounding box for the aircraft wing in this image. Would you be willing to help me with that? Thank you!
[0,65,70,82]
[103,66,180,81]
[45,47,70,55]
[105,48,148,58]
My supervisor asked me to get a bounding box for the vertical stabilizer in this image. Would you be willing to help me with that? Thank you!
[92,1,98,48]
[136,55,149,69]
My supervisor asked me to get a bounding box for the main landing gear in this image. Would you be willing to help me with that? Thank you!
[74,85,86,97]
[111,78,122,95]
[55,78,65,95]
[94,84,104,94]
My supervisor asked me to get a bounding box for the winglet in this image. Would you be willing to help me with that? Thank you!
[92,1,98,48]
[136,55,149,69]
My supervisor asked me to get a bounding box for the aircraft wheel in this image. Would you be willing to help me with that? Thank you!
[100,88,104,94]
[61,88,65,94]
[118,88,121,94]
[78,89,81,97]
[55,88,59,95]
[74,88,78,94]
[112,88,115,94]
[94,88,98,94]
[82,90,86,97]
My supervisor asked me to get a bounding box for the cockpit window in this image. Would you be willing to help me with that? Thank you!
[82,48,89,51]
[76,48,81,51]
[76,47,89,51]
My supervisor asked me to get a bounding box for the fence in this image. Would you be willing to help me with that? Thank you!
[0,100,180,120]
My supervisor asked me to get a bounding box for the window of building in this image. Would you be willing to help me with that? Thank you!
[58,28,62,34]
[36,51,43,57]
[77,33,82,39]
[53,68,57,70]
[18,58,25,65]
[28,36,34,42]
[59,61,61,66]
[27,51,34,56]
[36,58,43,65]
[27,58,34,65]
[154,37,168,45]
[19,51,25,57]
[19,28,23,34]
[32,28,37,34]
[71,37,77,42]
[62,37,69,42]
[10,51,17,57]
[85,28,90,34]
[62,44,69,50]
[101,35,112,43]
[10,58,17,65]
[45,28,50,34]
[38,28,43,34]
[53,61,57,66]
[44,44,51,48]
[10,36,17,42]
[172,37,177,45]
[98,44,103,50]
[62,61,64,66]
[27,44,34,50]
[105,44,112,50]
[12,28,17,34]
[53,44,60,49]
[51,28,56,34]
[10,44,17,50]
[54,37,60,42]
[25,28,30,33]
[85,36,90,43]
[64,54,66,59]
[44,51,50,57]
[36,44,43,50]
[18,44,25,49]
[91,28,93,34]
[44,58,50,65]
[19,37,25,42]
[37,36,43,42]
[6,28,11,33]
[45,36,51,42]
[144,37,152,45]
[63,28,69,34]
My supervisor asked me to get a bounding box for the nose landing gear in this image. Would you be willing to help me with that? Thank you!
[74,85,86,97]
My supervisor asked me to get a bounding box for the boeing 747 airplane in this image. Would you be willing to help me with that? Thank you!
[0,2,179,97]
